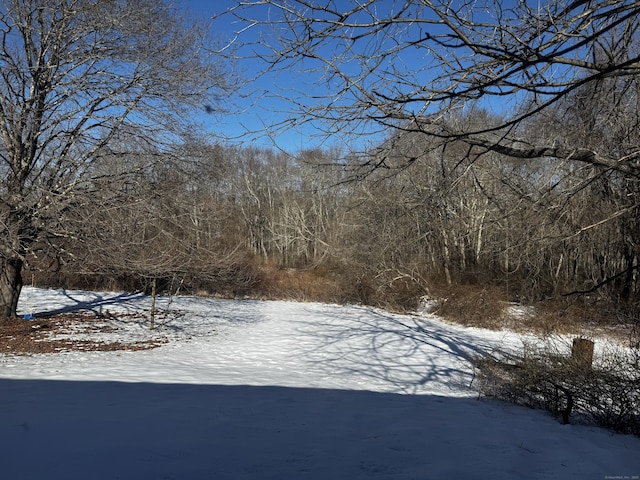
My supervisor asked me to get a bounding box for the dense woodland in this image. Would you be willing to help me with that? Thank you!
[2,1,639,325]
[32,78,640,318]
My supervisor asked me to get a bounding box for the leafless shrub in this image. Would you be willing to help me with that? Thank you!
[474,336,640,435]
[436,285,507,329]
[252,261,340,303]
[531,298,617,334]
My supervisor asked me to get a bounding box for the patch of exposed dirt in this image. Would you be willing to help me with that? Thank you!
[0,312,167,355]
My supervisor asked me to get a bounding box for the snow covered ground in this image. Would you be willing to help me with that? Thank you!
[1,287,639,479]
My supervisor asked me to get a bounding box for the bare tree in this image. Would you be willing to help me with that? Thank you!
[222,0,640,301]
[225,0,640,160]
[0,0,232,320]
[522,70,640,300]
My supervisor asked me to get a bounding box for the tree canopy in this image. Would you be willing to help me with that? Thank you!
[0,0,232,319]
[224,1,640,162]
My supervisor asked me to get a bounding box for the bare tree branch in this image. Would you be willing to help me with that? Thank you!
[0,0,234,319]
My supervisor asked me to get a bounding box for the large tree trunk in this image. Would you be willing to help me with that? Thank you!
[0,258,23,321]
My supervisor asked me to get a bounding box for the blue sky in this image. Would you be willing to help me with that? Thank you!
[185,0,422,154]
[186,0,340,152]
[183,0,526,153]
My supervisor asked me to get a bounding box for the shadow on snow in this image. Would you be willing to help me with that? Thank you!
[292,305,504,395]
[1,379,635,480]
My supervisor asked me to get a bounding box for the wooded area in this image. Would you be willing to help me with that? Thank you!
[28,128,639,317]
[2,0,640,324]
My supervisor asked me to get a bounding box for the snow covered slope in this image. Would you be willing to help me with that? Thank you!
[1,287,638,479]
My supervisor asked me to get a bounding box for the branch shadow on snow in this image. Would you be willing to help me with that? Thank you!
[18,287,273,336]
[1,379,632,480]
[21,288,147,318]
[294,305,508,395]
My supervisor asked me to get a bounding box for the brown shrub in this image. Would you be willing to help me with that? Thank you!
[253,261,341,303]
[508,297,640,341]
[528,297,609,334]
[434,284,508,329]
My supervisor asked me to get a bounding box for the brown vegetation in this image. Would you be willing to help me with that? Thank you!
[4,2,640,333]
[0,312,165,356]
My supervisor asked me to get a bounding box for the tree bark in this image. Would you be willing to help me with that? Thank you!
[0,258,23,321]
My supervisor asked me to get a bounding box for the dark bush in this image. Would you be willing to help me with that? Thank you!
[474,337,640,435]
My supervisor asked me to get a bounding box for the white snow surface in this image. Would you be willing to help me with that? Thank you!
[1,287,638,479]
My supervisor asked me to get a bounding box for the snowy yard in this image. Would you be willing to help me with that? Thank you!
[1,287,639,479]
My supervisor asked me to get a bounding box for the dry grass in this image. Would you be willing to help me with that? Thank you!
[427,284,637,343]
[503,297,639,344]
[434,284,508,329]
[523,298,609,334]
[254,262,341,303]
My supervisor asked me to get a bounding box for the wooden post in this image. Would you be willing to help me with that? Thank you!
[571,338,594,369]
[150,278,157,330]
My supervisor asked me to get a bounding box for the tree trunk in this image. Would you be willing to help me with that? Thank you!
[0,258,23,321]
